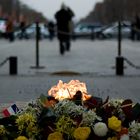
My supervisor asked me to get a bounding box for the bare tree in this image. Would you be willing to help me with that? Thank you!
[81,0,140,24]
[0,0,46,23]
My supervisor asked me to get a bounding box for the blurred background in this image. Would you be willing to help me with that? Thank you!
[0,0,140,40]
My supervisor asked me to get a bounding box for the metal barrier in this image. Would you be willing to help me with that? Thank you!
[124,57,140,69]
[0,57,9,67]
[1,21,140,76]
[0,56,18,75]
[116,21,140,76]
[116,21,124,76]
[30,22,45,69]
[116,56,124,75]
[9,56,17,75]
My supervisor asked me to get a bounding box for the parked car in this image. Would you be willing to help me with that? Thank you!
[0,18,7,38]
[14,23,50,39]
[73,23,102,39]
[94,24,113,39]
[100,22,131,39]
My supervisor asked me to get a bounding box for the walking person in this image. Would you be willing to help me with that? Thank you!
[48,20,55,41]
[19,19,28,39]
[135,15,140,40]
[131,14,140,41]
[55,3,74,55]
[130,21,136,41]
[6,17,14,42]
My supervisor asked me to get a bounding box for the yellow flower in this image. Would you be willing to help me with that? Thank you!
[47,132,63,140]
[0,125,6,136]
[73,127,91,140]
[107,137,118,140]
[15,136,28,140]
[108,116,121,132]
[16,113,36,127]
[16,113,39,137]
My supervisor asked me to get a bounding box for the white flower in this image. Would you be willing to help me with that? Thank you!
[129,121,140,139]
[129,121,140,140]
[120,134,130,140]
[81,110,101,126]
[53,99,85,117]
[93,122,108,137]
[109,99,124,108]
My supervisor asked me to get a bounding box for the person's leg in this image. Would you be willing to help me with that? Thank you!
[137,31,140,40]
[9,32,14,42]
[19,30,24,39]
[49,32,54,40]
[59,40,65,55]
[66,39,71,51]
[131,30,135,40]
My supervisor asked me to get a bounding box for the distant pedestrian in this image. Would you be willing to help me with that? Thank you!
[130,21,136,40]
[131,14,140,41]
[6,17,14,42]
[48,20,55,40]
[19,20,28,39]
[135,15,140,40]
[55,3,74,55]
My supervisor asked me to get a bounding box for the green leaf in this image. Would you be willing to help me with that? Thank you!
[39,94,48,105]
[0,115,17,126]
[38,108,56,127]
[132,103,140,120]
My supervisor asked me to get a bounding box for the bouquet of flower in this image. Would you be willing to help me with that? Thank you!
[0,80,140,140]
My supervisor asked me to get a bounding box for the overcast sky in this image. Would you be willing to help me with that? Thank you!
[20,0,103,21]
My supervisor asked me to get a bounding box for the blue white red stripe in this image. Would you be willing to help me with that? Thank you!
[2,104,19,117]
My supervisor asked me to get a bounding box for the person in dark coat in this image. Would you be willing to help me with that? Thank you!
[6,17,14,42]
[19,20,28,39]
[55,3,74,55]
[131,14,140,41]
[135,15,140,40]
[48,20,55,40]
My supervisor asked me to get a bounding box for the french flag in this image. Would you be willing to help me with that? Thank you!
[2,104,19,117]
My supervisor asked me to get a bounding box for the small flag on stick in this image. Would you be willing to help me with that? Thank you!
[2,104,19,117]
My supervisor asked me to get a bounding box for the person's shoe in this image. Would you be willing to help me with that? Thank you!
[60,52,64,55]
[60,49,65,55]
[66,47,70,51]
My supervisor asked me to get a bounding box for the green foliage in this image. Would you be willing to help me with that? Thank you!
[56,115,76,139]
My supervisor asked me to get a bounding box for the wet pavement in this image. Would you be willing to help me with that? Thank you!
[0,38,140,104]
